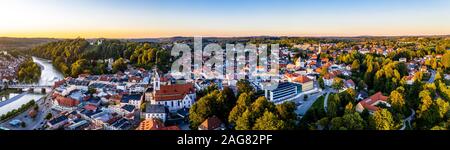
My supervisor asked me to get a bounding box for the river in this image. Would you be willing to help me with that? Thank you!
[0,57,64,116]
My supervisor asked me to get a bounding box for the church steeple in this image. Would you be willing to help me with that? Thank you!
[153,68,160,93]
[317,43,322,55]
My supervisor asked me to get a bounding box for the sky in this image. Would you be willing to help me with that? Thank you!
[0,0,449,38]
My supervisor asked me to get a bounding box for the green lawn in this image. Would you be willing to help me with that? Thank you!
[301,96,326,123]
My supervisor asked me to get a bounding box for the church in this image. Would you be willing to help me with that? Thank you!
[145,70,196,112]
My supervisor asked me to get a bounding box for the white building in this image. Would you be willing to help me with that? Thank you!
[147,72,196,112]
[265,82,300,104]
[142,104,168,122]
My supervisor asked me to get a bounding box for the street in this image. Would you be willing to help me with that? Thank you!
[295,90,324,116]
[0,92,53,130]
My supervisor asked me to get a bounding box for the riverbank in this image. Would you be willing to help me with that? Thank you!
[0,99,36,121]
[0,89,21,102]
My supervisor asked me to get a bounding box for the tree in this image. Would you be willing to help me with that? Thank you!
[276,102,297,129]
[189,91,219,129]
[341,112,365,130]
[372,109,395,130]
[70,59,90,77]
[215,87,237,122]
[45,113,53,120]
[112,58,127,73]
[87,88,96,96]
[228,92,253,125]
[235,110,251,130]
[417,90,433,118]
[236,79,254,96]
[330,117,344,130]
[253,111,285,130]
[431,125,447,130]
[34,105,39,111]
[436,98,449,119]
[327,94,341,117]
[332,78,344,90]
[351,60,360,72]
[316,117,329,130]
[388,90,406,115]
[318,77,325,89]
[344,102,354,114]
[17,59,41,83]
[442,51,450,69]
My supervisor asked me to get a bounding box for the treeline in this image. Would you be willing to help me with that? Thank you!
[18,59,41,83]
[31,38,171,77]
[0,100,36,121]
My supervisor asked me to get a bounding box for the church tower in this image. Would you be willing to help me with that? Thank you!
[317,43,322,55]
[153,68,160,93]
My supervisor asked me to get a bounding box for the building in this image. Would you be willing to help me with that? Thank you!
[148,83,196,112]
[198,116,225,130]
[356,92,390,113]
[109,118,132,130]
[399,58,407,62]
[294,75,314,92]
[47,115,69,129]
[405,75,415,85]
[265,82,300,103]
[53,95,80,111]
[121,104,136,115]
[322,73,335,87]
[444,74,450,80]
[142,104,168,122]
[136,118,180,130]
[344,79,355,89]
[121,94,142,109]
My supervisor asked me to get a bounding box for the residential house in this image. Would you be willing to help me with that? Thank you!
[121,94,142,109]
[356,92,390,113]
[53,95,80,111]
[294,75,314,92]
[142,104,168,122]
[344,79,355,90]
[47,115,69,130]
[198,116,225,130]
[136,118,180,130]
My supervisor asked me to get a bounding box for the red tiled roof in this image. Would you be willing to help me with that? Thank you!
[55,96,79,107]
[136,119,180,130]
[128,76,142,82]
[154,84,195,101]
[99,76,110,81]
[198,116,223,130]
[295,75,312,83]
[160,77,169,82]
[358,92,388,112]
[84,104,97,111]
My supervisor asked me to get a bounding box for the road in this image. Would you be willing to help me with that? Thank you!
[400,108,415,130]
[0,92,53,130]
[428,70,436,83]
[323,90,331,113]
[295,90,324,116]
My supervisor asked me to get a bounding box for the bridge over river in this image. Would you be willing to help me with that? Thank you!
[0,57,64,116]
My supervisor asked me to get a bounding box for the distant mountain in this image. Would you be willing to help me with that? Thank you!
[0,37,59,50]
